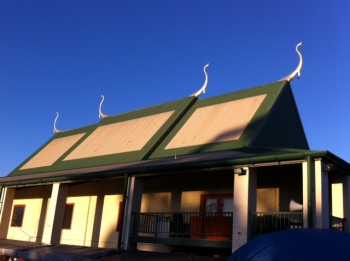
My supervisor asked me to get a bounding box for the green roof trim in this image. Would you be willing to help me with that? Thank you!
[2,147,350,187]
[149,81,296,159]
[251,82,309,149]
[8,124,99,177]
[8,97,196,177]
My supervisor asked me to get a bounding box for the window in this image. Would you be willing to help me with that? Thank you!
[116,201,123,232]
[62,204,74,229]
[200,194,233,213]
[11,205,25,227]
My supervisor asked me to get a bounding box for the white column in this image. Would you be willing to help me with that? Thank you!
[0,187,15,239]
[121,176,143,250]
[314,160,329,228]
[232,167,257,252]
[302,161,312,228]
[42,183,68,244]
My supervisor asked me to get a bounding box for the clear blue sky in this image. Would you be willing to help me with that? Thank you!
[1,1,350,177]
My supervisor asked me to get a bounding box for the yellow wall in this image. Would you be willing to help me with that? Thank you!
[98,195,123,248]
[60,196,97,246]
[7,198,43,242]
[332,183,343,218]
[141,193,170,212]
[257,188,279,212]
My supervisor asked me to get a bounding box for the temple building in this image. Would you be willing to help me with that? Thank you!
[0,43,349,259]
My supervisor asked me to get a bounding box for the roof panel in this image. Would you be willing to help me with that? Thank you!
[20,133,86,170]
[149,81,288,159]
[165,95,266,149]
[64,111,174,160]
[7,97,196,177]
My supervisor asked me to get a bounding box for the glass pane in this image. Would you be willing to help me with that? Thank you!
[11,205,25,227]
[205,198,217,212]
[222,198,233,212]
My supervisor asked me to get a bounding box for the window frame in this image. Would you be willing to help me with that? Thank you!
[116,201,123,232]
[11,204,26,227]
[62,203,74,230]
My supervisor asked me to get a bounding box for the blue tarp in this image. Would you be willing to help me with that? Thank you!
[227,229,350,261]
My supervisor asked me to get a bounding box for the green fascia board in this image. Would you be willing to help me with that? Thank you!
[2,148,350,187]
[7,97,197,177]
[148,81,288,159]
[251,82,309,149]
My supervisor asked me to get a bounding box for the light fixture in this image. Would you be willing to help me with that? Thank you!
[324,163,334,172]
[233,168,246,175]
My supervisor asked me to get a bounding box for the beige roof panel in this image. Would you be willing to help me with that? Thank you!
[165,94,266,149]
[64,111,174,160]
[20,133,86,170]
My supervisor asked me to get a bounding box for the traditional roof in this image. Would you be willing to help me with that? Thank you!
[8,97,196,177]
[3,79,319,182]
[149,81,308,159]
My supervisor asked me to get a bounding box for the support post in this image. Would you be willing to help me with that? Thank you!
[232,167,257,252]
[314,160,329,228]
[121,176,143,250]
[42,183,68,244]
[0,187,15,239]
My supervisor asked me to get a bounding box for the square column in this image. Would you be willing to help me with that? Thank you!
[121,176,143,250]
[314,160,329,228]
[0,187,15,239]
[302,161,314,228]
[42,183,68,244]
[232,167,257,252]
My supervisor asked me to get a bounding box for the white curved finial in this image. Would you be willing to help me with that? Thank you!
[53,112,62,133]
[190,63,209,97]
[99,95,108,118]
[279,42,303,82]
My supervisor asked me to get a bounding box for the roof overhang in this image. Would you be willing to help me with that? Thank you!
[1,148,349,187]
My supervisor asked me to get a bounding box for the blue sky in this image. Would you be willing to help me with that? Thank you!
[1,1,349,177]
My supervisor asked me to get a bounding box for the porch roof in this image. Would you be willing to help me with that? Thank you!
[1,147,348,187]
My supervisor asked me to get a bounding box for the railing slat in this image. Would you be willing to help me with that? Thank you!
[132,212,233,240]
[250,212,303,238]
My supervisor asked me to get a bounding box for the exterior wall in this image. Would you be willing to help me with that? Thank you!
[256,188,279,212]
[2,178,126,247]
[7,198,43,242]
[142,171,234,213]
[181,191,202,212]
[332,183,343,217]
[141,193,170,212]
[257,164,302,212]
[98,195,123,248]
[60,196,97,246]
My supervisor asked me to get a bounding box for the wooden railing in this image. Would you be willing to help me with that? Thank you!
[250,212,303,238]
[132,212,233,241]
